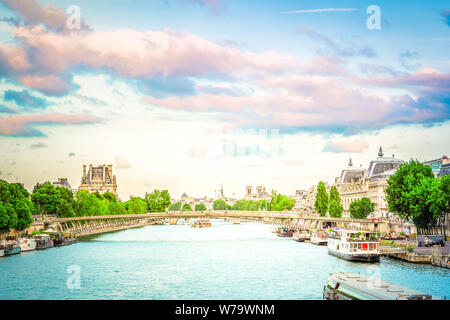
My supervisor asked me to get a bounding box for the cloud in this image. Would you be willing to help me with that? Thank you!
[0,114,102,137]
[399,50,420,70]
[30,142,47,149]
[322,139,369,153]
[115,157,132,169]
[182,0,223,14]
[0,0,90,33]
[4,89,49,109]
[0,104,18,113]
[68,152,75,157]
[441,10,450,27]
[295,26,376,58]
[284,8,357,14]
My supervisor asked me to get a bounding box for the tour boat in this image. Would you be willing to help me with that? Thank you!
[191,219,212,228]
[327,230,380,262]
[276,228,293,237]
[4,241,21,255]
[323,272,442,300]
[310,231,328,245]
[19,238,37,252]
[53,233,78,247]
[293,230,310,242]
[33,234,54,250]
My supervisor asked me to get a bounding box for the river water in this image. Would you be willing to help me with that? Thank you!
[0,220,449,299]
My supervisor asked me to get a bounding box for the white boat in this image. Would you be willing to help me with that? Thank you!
[327,230,380,262]
[19,238,37,252]
[293,230,310,242]
[324,272,442,300]
[310,230,328,245]
[0,243,4,257]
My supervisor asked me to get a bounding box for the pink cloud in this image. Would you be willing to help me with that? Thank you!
[0,0,90,32]
[19,75,72,96]
[0,114,101,136]
[323,139,369,153]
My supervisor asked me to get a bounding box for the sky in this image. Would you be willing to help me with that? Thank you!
[0,0,449,201]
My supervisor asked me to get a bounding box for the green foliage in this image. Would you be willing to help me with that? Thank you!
[349,197,374,219]
[213,199,230,210]
[314,181,329,216]
[386,161,449,230]
[182,203,193,211]
[145,189,171,212]
[168,201,182,211]
[231,199,270,211]
[270,193,295,211]
[328,199,343,218]
[126,196,147,214]
[194,203,207,211]
[386,161,434,220]
[407,244,414,252]
[31,182,62,216]
[0,180,34,233]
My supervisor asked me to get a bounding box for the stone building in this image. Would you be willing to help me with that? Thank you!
[335,147,405,218]
[244,185,272,201]
[180,193,215,210]
[422,155,449,176]
[52,178,77,194]
[78,164,117,197]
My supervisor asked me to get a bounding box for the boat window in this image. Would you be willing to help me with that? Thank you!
[369,243,373,250]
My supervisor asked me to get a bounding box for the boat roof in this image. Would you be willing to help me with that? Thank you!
[327,272,440,300]
[333,230,377,234]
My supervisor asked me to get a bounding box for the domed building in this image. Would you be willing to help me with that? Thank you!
[335,147,405,218]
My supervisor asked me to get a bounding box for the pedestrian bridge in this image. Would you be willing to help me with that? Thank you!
[32,211,408,236]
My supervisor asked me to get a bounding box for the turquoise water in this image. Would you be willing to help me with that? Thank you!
[0,220,449,300]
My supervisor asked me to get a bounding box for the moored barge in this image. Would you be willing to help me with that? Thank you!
[323,272,442,300]
[327,230,380,262]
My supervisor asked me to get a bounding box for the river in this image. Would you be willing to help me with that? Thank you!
[0,220,449,299]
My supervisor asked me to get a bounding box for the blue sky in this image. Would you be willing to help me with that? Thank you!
[0,0,448,199]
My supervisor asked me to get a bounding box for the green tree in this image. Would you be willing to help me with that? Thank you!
[168,201,182,211]
[271,193,296,211]
[103,191,117,202]
[127,196,147,214]
[182,203,193,212]
[145,189,171,212]
[385,160,434,221]
[349,197,374,219]
[0,202,10,237]
[14,198,33,232]
[213,199,230,210]
[328,186,343,218]
[194,203,207,211]
[108,201,127,215]
[314,181,329,216]
[31,182,62,216]
[406,175,449,233]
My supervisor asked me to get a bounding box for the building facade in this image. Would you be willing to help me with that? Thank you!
[52,178,77,194]
[422,155,449,176]
[244,185,272,201]
[335,147,405,218]
[78,164,117,196]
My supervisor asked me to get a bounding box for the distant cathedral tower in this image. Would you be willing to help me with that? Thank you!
[79,164,117,196]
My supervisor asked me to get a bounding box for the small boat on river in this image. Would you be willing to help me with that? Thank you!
[323,272,442,300]
[310,230,327,245]
[4,240,21,255]
[33,234,54,250]
[276,227,293,238]
[327,230,380,262]
[53,233,78,247]
[293,230,310,242]
[191,219,212,228]
[0,244,4,257]
[19,238,36,252]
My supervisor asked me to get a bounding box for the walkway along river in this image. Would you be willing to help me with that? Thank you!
[0,221,448,300]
